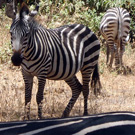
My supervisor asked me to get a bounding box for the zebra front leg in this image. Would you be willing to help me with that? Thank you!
[25,83,33,120]
[62,76,82,118]
[22,71,33,120]
[37,77,46,119]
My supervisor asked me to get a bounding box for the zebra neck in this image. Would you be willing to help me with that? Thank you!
[23,28,47,61]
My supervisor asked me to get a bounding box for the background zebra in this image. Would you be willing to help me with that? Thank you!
[10,3,101,119]
[0,112,135,135]
[100,7,130,69]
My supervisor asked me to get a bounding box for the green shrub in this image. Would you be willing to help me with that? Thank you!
[0,0,135,64]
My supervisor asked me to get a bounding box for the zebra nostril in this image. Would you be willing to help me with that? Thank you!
[11,52,23,66]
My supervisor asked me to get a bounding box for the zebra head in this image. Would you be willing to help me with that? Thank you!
[10,2,39,66]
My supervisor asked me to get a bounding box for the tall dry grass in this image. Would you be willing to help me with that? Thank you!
[0,15,135,122]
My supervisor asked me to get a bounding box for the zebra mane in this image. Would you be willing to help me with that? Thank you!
[28,17,43,31]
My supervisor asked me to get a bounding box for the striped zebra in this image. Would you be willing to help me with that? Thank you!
[10,3,101,119]
[1,112,135,135]
[100,7,130,69]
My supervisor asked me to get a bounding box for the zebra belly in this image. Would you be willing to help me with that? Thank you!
[21,60,81,80]
[46,66,80,80]
[47,74,77,80]
[46,51,83,80]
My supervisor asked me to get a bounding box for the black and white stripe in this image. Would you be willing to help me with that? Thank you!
[1,112,135,135]
[100,7,130,69]
[10,3,101,119]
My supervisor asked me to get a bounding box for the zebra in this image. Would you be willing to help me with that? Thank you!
[100,7,130,69]
[0,112,135,135]
[10,3,101,119]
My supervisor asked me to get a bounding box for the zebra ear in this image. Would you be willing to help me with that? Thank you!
[20,2,30,19]
[29,5,39,17]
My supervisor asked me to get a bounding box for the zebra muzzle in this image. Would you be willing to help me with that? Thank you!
[11,52,23,66]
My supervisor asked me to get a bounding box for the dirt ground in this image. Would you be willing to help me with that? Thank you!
[1,57,135,122]
[0,15,135,122]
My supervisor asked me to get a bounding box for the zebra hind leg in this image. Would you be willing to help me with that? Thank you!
[114,45,120,70]
[62,76,82,118]
[82,64,101,115]
[82,82,90,116]
[106,44,110,65]
[119,47,132,75]
[116,41,127,74]
[107,41,115,69]
[81,69,92,116]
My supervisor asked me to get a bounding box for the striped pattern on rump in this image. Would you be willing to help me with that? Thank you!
[100,7,130,69]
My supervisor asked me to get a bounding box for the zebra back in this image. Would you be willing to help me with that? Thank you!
[0,112,135,135]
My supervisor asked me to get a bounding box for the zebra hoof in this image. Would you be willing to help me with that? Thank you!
[61,112,69,118]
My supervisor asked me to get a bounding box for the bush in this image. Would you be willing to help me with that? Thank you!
[38,0,135,33]
[0,0,135,64]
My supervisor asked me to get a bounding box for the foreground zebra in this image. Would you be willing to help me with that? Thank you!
[10,3,101,119]
[100,7,130,69]
[1,112,135,135]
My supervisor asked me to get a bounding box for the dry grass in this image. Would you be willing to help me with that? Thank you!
[0,16,135,122]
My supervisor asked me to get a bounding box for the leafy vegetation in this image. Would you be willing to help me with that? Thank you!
[0,0,135,64]
[38,0,135,32]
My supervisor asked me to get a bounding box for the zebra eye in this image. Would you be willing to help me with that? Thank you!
[11,34,16,40]
[10,31,15,37]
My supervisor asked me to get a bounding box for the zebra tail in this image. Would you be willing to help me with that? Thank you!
[91,64,102,96]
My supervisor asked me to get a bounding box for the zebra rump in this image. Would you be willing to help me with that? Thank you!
[100,7,130,69]
[0,112,135,135]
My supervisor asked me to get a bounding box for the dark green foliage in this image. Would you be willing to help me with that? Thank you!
[0,0,135,64]
[38,0,135,34]
[1,0,135,34]
[122,1,135,36]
